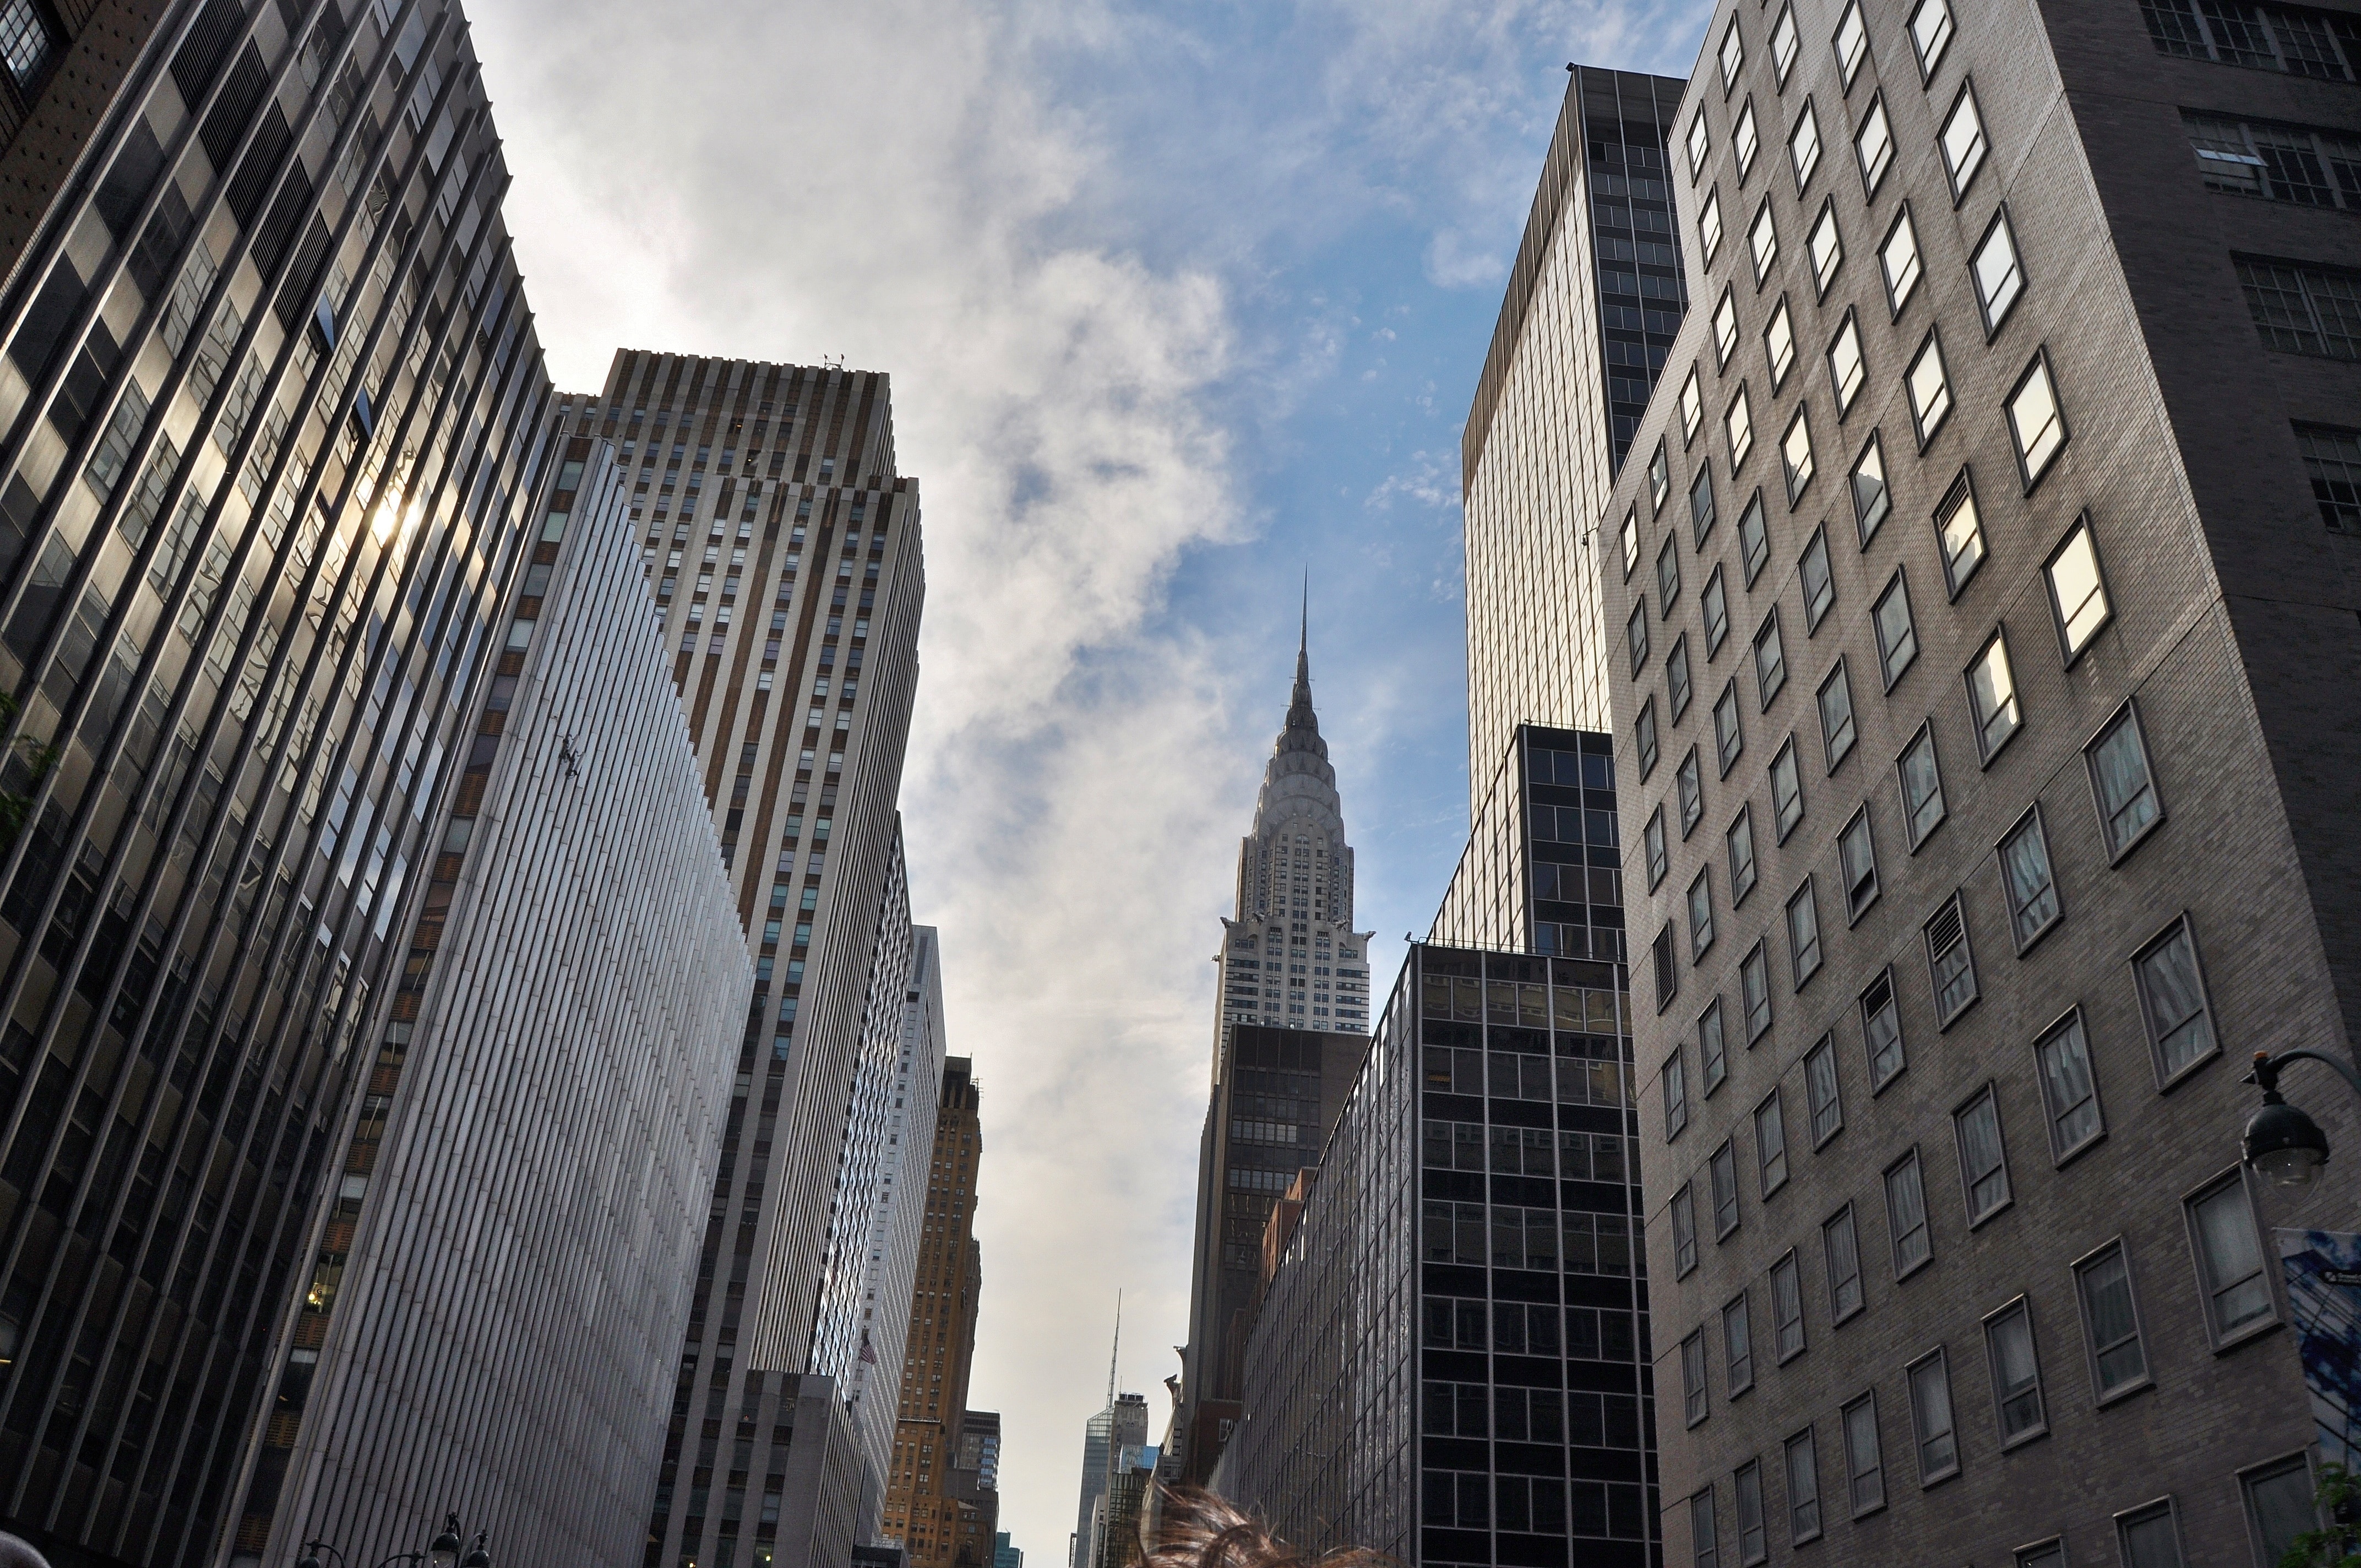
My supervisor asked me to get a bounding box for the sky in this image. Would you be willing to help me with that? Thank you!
[469,0,1706,1555]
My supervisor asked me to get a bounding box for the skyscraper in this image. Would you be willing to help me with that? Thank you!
[880,1056,986,1566]
[560,355,926,1568]
[244,435,749,1568]
[1068,1392,1147,1568]
[993,1531,1022,1568]
[1433,725,1626,963]
[0,1,558,1561]
[1462,67,1689,787]
[1602,0,2361,1562]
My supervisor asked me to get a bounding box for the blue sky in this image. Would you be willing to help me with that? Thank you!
[474,0,1706,1553]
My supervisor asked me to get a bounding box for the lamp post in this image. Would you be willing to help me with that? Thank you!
[2242,1048,2361,1187]
[297,1515,491,1568]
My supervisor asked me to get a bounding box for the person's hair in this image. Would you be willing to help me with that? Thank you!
[1143,1488,1388,1568]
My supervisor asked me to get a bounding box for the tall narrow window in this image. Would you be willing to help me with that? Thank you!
[1701,187,1726,262]
[1838,809,1878,921]
[1771,739,1804,840]
[1704,564,1731,652]
[1850,431,1889,542]
[1823,1204,1863,1319]
[1701,999,1729,1093]
[1638,698,1660,780]
[1906,1348,1959,1483]
[1715,289,1742,367]
[1659,535,1683,613]
[1646,804,1670,890]
[2117,1501,2186,1568]
[1782,406,1816,500]
[1898,723,1945,844]
[2242,1457,2319,1568]
[1792,101,1824,190]
[2007,351,2068,487]
[1666,1050,1693,1140]
[1656,924,1680,1011]
[1691,1490,1720,1568]
[1908,0,1955,74]
[2074,1240,2150,1398]
[1736,1462,1766,1566]
[1683,366,1705,443]
[1829,313,1865,413]
[2188,1170,2276,1343]
[1933,469,1985,595]
[1736,99,1761,179]
[1861,969,1906,1089]
[1629,603,1651,676]
[1940,83,1989,195]
[1842,1393,1885,1515]
[1743,941,1774,1039]
[1857,96,1895,193]
[1785,1428,1823,1543]
[1689,111,1713,179]
[1679,748,1705,836]
[1885,1148,1932,1275]
[1807,202,1843,295]
[1772,2,1801,82]
[1750,201,1780,285]
[1972,207,2025,333]
[1715,681,1745,776]
[1739,491,1771,582]
[1819,662,1857,770]
[1766,296,1796,388]
[1786,880,1823,985]
[1983,1298,2047,1444]
[1966,630,2022,760]
[2087,703,2162,859]
[1727,807,1758,904]
[1727,386,1755,468]
[1927,895,1978,1025]
[2044,515,2111,662]
[1800,527,1834,629]
[1999,808,2060,949]
[1689,870,1716,959]
[1691,464,1718,546]
[1723,1290,1755,1392]
[1756,1089,1790,1196]
[1754,612,1787,705]
[1907,331,1954,445]
[1953,1085,2010,1223]
[1874,572,1918,687]
[2035,1010,2103,1159]
[1674,1183,1699,1275]
[1670,635,1695,720]
[1772,1251,1807,1359]
[1682,1330,1710,1425]
[1712,1139,1742,1237]
[1651,441,1672,510]
[1880,207,1923,313]
[1721,15,1746,90]
[1622,509,1640,578]
[2135,917,2218,1081]
[1834,0,1869,85]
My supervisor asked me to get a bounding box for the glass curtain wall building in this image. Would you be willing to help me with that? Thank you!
[251,435,750,1568]
[1602,0,2361,1561]
[0,1,554,1562]
[1220,943,1651,1568]
[1435,726,1625,965]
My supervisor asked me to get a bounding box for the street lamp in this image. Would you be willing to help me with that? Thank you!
[2243,1049,2361,1187]
[429,1518,464,1568]
[298,1515,490,1568]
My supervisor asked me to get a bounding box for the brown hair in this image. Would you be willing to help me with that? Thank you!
[1143,1488,1391,1568]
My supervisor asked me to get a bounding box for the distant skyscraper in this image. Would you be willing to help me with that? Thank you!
[0,2,558,1562]
[1462,68,1688,792]
[993,1531,1022,1568]
[1070,1393,1148,1568]
[249,437,749,1568]
[942,1410,1001,1568]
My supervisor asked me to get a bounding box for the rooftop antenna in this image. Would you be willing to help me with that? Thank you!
[1108,1289,1122,1407]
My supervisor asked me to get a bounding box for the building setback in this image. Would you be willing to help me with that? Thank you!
[251,436,749,1568]
[0,1,557,1562]
[1600,0,2361,1563]
[1218,941,1650,1567]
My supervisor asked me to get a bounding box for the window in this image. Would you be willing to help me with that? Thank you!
[1689,111,1713,178]
[1720,16,1745,90]
[1743,942,1774,1041]
[1727,386,1755,467]
[1772,2,1800,82]
[1954,1085,2010,1222]
[1656,924,1680,1012]
[1850,432,1890,542]
[2188,1170,2276,1342]
[2145,0,2359,77]
[1791,102,1823,191]
[1739,491,1771,583]
[1736,1462,1767,1567]
[1658,535,1683,613]
[1880,207,1923,313]
[1679,748,1705,836]
[1983,1298,2046,1444]
[1786,881,1823,985]
[1704,565,1732,653]
[1638,698,1661,780]
[2018,1539,2065,1567]
[1834,0,1869,86]
[1674,1184,1700,1276]
[1807,201,1842,294]
[1689,871,1717,959]
[1712,1139,1742,1237]
[1842,1394,1884,1515]
[1839,808,1878,919]
[1723,1290,1754,1391]
[1646,804,1670,890]
[1856,96,1895,193]
[1736,98,1761,180]
[0,0,58,88]
[1906,332,1954,445]
[1669,635,1695,719]
[1808,1038,1845,1147]
[1909,0,1955,72]
[2301,422,2361,532]
[2035,1010,2103,1161]
[1906,1349,1959,1483]
[1770,739,1804,841]
[2118,1501,2186,1568]
[1785,1429,1823,1543]
[1927,895,1978,1026]
[1700,187,1724,262]
[2044,516,2112,662]
[1691,1490,1720,1568]
[2242,1456,2319,1568]
[1829,313,1865,412]
[1782,407,1815,501]
[1666,1052,1693,1140]
[2135,917,2218,1081]
[1622,508,1640,577]
[1851,974,1903,1095]
[1800,528,1834,629]
[2075,1240,2149,1398]
[1966,630,2022,760]
[1818,1207,1867,1328]
[2006,351,2068,486]
[2087,703,2162,859]
[1691,464,1719,545]
[1819,667,1859,776]
[1715,680,1745,775]
[1683,366,1705,443]
[1898,723,1946,845]
[1933,469,1985,596]
[1754,612,1787,705]
[1772,1251,1807,1360]
[1651,442,1672,510]
[2237,256,2361,361]
[2000,809,2060,950]
[1765,297,1796,387]
[1874,571,1918,687]
[1939,84,1988,196]
[1629,603,1651,676]
[1728,807,1759,904]
[1756,1090,1790,1195]
[1972,208,2025,333]
[1682,1331,1710,1425]
[1715,289,1741,367]
[1749,201,1780,286]
[1886,1148,1932,1276]
[1701,999,1729,1093]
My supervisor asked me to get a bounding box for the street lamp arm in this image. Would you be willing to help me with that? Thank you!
[2251,1048,2361,1101]
[373,1550,428,1568]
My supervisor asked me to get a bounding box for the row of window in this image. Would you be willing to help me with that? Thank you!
[1682,1171,2291,1566]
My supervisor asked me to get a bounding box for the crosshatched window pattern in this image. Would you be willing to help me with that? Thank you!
[2036,1010,2103,1159]
[1862,970,1906,1089]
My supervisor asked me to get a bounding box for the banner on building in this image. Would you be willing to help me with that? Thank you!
[2280,1229,2361,1467]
